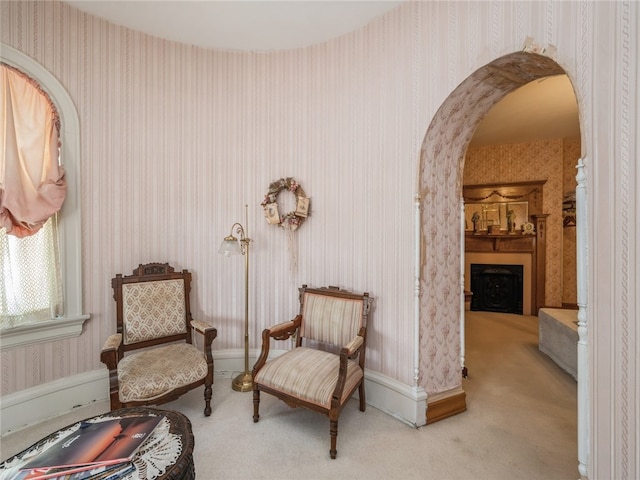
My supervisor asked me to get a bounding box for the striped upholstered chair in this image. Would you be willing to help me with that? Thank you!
[252,285,372,459]
[101,263,217,416]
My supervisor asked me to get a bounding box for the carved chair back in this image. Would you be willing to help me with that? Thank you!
[113,263,193,355]
[297,286,370,366]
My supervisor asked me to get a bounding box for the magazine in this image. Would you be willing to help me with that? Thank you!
[14,461,134,480]
[16,414,163,480]
[65,461,135,480]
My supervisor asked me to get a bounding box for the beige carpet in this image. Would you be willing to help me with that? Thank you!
[0,312,578,479]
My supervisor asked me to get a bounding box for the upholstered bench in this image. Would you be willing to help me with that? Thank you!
[538,307,578,380]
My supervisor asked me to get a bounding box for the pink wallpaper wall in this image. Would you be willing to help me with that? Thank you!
[4,2,639,477]
[1,0,421,394]
[0,0,588,397]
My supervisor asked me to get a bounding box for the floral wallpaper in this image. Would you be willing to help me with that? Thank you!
[464,137,581,308]
[562,139,580,306]
[418,51,566,392]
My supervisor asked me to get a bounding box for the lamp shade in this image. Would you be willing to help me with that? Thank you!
[218,235,242,257]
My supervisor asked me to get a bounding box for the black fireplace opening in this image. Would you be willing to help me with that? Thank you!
[470,264,524,314]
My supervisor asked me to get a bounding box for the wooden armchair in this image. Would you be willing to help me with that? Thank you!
[101,263,217,416]
[252,285,372,459]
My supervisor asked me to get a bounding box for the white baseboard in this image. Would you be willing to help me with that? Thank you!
[363,370,428,427]
[0,368,109,435]
[1,349,428,435]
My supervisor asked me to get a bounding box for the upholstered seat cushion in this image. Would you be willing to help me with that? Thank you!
[118,343,208,403]
[254,347,363,409]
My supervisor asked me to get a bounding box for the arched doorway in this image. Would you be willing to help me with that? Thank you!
[418,51,586,474]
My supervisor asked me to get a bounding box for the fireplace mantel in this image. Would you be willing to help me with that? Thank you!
[463,180,549,315]
[465,231,536,253]
[465,214,548,313]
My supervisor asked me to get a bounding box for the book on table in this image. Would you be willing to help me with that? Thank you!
[14,414,164,480]
[27,461,136,480]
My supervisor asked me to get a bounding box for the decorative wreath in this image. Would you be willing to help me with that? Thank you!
[261,177,310,231]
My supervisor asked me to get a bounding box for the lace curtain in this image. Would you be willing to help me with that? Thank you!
[0,216,63,327]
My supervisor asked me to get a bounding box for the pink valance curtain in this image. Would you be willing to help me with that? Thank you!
[1,63,66,238]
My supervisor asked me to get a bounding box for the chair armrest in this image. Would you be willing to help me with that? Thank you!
[102,333,122,351]
[252,316,302,379]
[332,345,353,408]
[332,327,367,407]
[190,319,218,346]
[344,335,364,358]
[266,315,302,340]
[190,319,213,334]
[100,334,122,370]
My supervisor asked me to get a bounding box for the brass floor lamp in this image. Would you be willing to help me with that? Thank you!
[218,204,253,392]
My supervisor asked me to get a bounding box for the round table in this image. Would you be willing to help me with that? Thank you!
[0,407,195,480]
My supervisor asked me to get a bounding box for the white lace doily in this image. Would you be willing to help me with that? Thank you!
[0,414,182,480]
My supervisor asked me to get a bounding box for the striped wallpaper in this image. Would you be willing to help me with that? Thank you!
[0,0,593,394]
[1,0,420,394]
[1,11,639,478]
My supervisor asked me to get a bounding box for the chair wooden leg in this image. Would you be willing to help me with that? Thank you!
[253,389,260,423]
[330,419,338,459]
[204,383,212,416]
[358,381,366,412]
[107,369,122,411]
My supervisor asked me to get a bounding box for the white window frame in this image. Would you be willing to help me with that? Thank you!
[1,44,89,349]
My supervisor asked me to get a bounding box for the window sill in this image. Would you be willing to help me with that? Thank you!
[0,314,90,349]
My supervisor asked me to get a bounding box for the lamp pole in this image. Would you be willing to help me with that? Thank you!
[236,207,252,392]
[219,204,253,392]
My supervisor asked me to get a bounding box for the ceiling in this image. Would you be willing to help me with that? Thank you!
[65,1,403,52]
[64,1,580,146]
[470,74,580,147]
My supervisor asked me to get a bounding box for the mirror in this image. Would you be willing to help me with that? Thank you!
[464,201,528,232]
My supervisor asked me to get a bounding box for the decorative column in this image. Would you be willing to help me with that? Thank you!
[575,158,588,477]
[532,214,549,313]
[414,193,421,388]
[460,198,467,377]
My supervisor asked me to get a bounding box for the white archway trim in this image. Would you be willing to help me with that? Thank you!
[459,199,466,376]
[414,194,423,388]
[1,44,89,349]
[408,193,427,426]
[576,157,589,476]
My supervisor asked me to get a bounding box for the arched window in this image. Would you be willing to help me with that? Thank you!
[1,63,65,328]
[1,44,89,348]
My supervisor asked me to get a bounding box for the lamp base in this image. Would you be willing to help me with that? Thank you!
[232,372,254,392]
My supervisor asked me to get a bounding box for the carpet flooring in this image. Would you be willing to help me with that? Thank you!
[1,311,578,479]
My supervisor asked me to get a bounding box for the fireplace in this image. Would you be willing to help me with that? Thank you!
[470,264,524,314]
